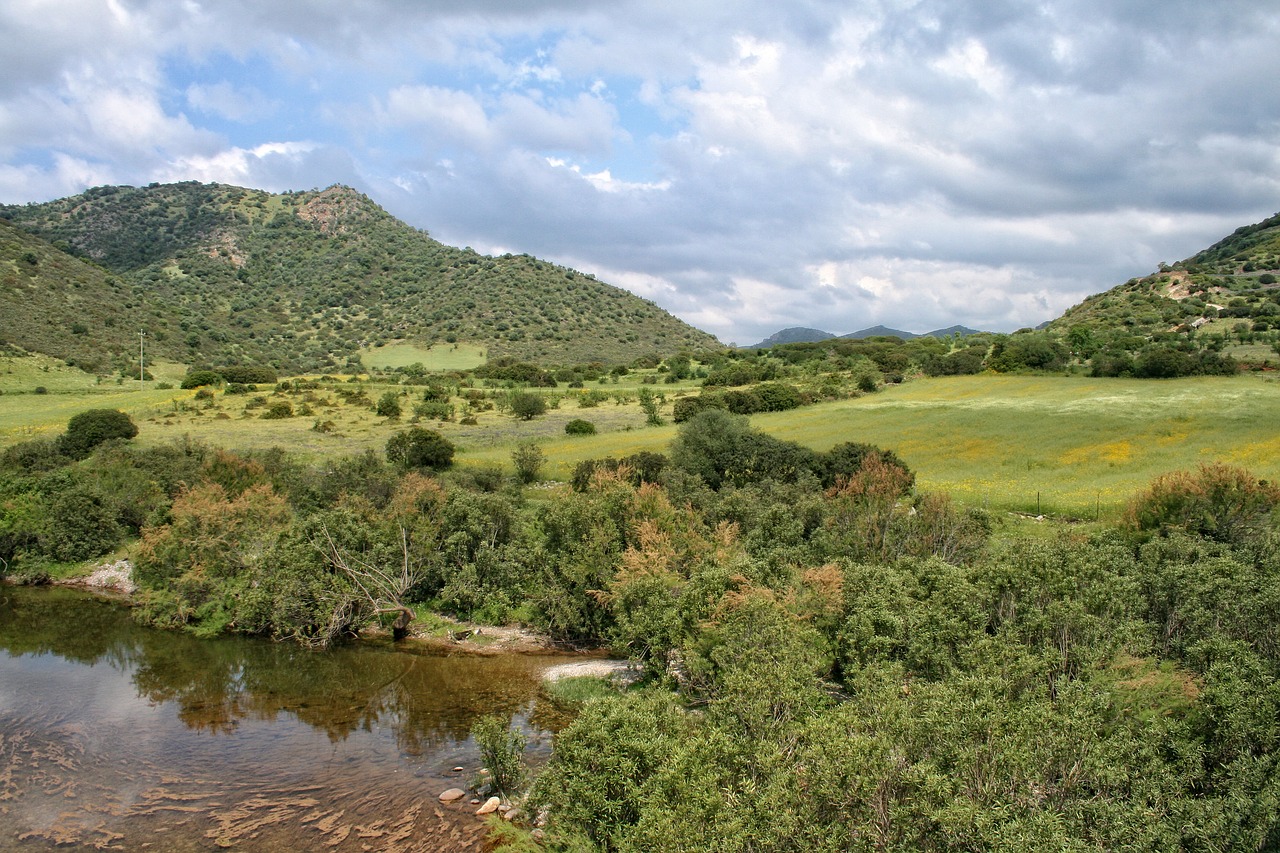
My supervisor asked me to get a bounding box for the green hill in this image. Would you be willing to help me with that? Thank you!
[1047,211,1280,373]
[0,182,720,374]
[0,218,154,374]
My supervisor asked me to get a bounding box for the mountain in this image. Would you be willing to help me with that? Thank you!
[746,327,836,349]
[0,182,720,373]
[925,325,982,338]
[841,325,919,340]
[749,324,985,348]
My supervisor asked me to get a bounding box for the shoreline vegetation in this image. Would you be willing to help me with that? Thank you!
[4,382,1280,849]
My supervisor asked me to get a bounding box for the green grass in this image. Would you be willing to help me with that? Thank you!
[752,374,1280,517]
[8,369,1280,520]
[542,676,623,708]
[360,341,488,371]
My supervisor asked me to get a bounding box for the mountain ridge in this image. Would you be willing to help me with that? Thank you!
[749,324,983,348]
[0,182,720,373]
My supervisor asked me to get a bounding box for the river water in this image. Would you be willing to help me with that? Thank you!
[0,585,573,851]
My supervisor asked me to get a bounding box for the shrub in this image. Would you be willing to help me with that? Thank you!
[511,392,547,420]
[470,715,527,798]
[1125,463,1280,544]
[565,419,597,435]
[512,442,545,484]
[219,366,278,384]
[181,369,223,389]
[376,391,403,419]
[414,400,454,421]
[58,409,138,460]
[260,401,294,419]
[42,486,123,561]
[386,428,455,470]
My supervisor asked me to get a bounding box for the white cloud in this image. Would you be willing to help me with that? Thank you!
[1,0,1279,343]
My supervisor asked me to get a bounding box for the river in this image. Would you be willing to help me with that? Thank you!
[0,585,574,851]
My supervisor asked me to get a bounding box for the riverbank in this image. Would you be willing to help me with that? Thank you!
[35,558,589,659]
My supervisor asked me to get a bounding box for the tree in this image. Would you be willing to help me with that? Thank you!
[375,390,403,419]
[510,391,547,420]
[512,442,545,484]
[58,409,138,460]
[385,427,455,470]
[638,387,663,426]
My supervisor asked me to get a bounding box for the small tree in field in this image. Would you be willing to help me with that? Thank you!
[376,391,403,419]
[511,392,546,420]
[638,387,663,426]
[512,442,545,484]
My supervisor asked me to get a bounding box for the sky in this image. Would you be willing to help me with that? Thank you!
[2,1,1279,346]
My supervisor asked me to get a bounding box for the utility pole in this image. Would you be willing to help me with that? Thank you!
[139,331,145,386]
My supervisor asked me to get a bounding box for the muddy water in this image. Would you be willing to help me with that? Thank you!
[0,586,573,851]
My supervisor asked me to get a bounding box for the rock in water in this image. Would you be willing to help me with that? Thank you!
[475,797,501,815]
[438,788,466,803]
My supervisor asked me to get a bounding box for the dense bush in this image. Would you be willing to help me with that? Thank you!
[218,365,277,384]
[385,428,455,470]
[57,409,138,460]
[180,369,223,389]
[510,392,547,420]
[375,391,403,418]
[565,418,596,435]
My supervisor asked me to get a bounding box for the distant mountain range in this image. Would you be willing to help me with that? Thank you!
[749,324,984,349]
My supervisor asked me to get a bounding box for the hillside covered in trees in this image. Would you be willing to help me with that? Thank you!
[0,182,719,373]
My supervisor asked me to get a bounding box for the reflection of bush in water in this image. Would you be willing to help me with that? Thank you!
[2,587,562,758]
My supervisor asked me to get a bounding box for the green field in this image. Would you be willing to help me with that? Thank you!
[752,374,1280,517]
[4,366,1279,519]
[359,342,487,371]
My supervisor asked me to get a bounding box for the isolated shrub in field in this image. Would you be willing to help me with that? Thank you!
[511,392,547,420]
[219,366,277,384]
[386,427,455,470]
[512,442,545,484]
[565,419,596,435]
[414,400,454,421]
[376,391,403,419]
[260,401,294,419]
[58,409,138,460]
[1125,463,1280,544]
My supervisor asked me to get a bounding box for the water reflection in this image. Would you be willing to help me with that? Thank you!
[0,585,571,851]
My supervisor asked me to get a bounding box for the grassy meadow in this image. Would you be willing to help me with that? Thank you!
[358,341,488,371]
[3,356,1279,519]
[754,374,1280,517]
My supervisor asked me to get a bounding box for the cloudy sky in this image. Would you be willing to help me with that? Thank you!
[2,1,1279,345]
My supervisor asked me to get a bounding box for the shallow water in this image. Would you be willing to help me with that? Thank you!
[0,585,571,851]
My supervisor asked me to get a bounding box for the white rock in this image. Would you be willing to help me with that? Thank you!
[476,796,501,815]
[438,788,466,803]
